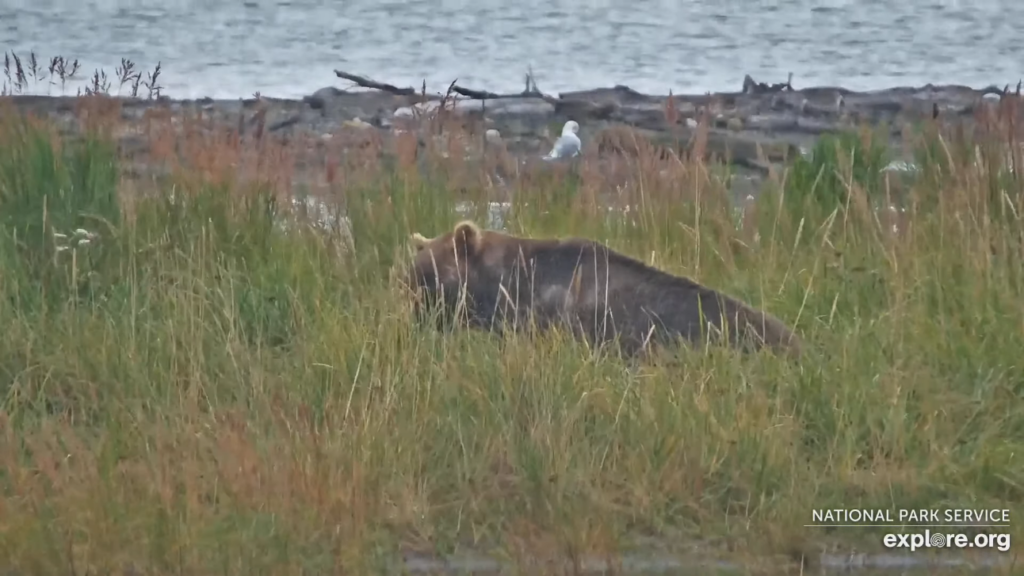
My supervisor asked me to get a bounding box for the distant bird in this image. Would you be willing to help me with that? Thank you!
[543,120,581,161]
[483,128,511,188]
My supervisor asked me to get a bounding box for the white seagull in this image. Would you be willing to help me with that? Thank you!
[543,120,581,161]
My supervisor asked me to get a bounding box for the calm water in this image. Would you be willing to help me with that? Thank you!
[1,0,1020,100]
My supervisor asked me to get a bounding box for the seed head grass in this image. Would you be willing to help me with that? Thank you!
[0,58,1022,574]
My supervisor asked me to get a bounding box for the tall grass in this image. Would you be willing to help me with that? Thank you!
[0,86,1022,575]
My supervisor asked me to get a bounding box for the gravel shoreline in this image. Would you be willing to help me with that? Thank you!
[4,72,1016,196]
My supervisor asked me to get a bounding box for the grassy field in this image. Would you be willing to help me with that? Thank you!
[0,83,1023,575]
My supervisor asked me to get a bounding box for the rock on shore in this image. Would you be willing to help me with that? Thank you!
[3,71,1017,191]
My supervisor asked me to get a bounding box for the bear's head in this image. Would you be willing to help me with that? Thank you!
[407,220,498,328]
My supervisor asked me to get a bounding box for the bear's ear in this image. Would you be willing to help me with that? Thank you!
[410,233,430,251]
[452,220,482,255]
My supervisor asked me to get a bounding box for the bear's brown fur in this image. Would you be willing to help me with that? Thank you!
[407,220,803,360]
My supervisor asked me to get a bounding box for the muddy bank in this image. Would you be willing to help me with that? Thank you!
[3,72,1018,187]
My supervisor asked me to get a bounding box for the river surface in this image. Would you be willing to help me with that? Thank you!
[2,0,1020,100]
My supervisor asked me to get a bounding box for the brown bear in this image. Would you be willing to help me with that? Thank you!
[407,220,803,360]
